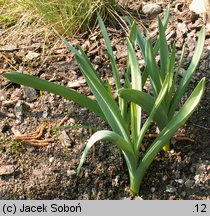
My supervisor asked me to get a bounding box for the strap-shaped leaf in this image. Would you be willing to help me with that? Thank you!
[145,40,162,97]
[77,130,137,175]
[158,17,169,78]
[3,72,104,119]
[165,42,176,111]
[75,54,130,142]
[136,74,169,153]
[133,78,205,193]
[153,6,170,54]
[97,14,121,91]
[118,88,168,129]
[168,26,205,118]
[127,38,142,143]
[128,17,146,61]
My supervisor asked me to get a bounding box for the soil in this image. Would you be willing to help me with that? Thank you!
[0,0,209,200]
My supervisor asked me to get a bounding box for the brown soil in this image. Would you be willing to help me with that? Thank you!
[0,0,209,200]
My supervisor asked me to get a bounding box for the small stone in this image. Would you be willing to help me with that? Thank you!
[162,175,168,181]
[0,44,18,51]
[166,185,177,193]
[49,157,54,163]
[170,149,175,154]
[178,68,187,77]
[174,170,180,179]
[84,170,89,178]
[15,100,24,124]
[176,179,184,184]
[181,191,186,197]
[59,131,72,147]
[190,166,195,173]
[194,174,200,185]
[42,111,48,118]
[0,165,15,175]
[25,51,40,61]
[67,77,86,88]
[67,170,76,177]
[91,188,97,196]
[22,86,38,102]
[184,179,194,188]
[142,4,162,16]
[133,196,144,200]
[151,187,156,193]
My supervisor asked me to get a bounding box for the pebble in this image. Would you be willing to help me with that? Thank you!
[0,44,18,51]
[14,100,24,124]
[25,51,40,61]
[162,175,168,181]
[59,131,72,148]
[0,165,15,175]
[22,86,38,102]
[142,4,162,16]
[194,175,201,185]
[66,170,76,177]
[42,111,48,118]
[170,149,175,154]
[49,157,54,163]
[67,77,86,88]
[166,185,177,193]
[151,187,156,193]
[184,179,194,188]
[91,188,97,196]
[176,179,184,184]
[181,191,187,197]
[178,68,187,77]
[174,170,180,179]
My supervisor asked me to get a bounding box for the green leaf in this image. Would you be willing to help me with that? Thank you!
[136,74,169,153]
[97,14,121,91]
[75,54,130,142]
[158,17,169,78]
[77,130,137,175]
[127,38,142,143]
[133,78,205,193]
[118,88,168,130]
[129,21,137,46]
[145,40,162,97]
[165,42,176,111]
[3,72,104,119]
[128,17,147,61]
[153,6,170,54]
[168,26,205,118]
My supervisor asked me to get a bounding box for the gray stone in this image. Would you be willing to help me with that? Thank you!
[0,44,18,51]
[0,165,15,175]
[176,179,184,184]
[166,185,177,193]
[142,4,162,16]
[67,77,86,88]
[59,131,72,147]
[67,170,76,177]
[22,86,38,102]
[25,51,40,61]
[49,157,54,163]
[42,111,48,118]
[178,68,187,77]
[151,187,156,193]
[15,100,24,124]
[185,179,194,188]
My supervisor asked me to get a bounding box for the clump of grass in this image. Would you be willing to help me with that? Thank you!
[0,0,123,41]
[0,0,50,43]
[25,0,121,36]
[0,0,23,27]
